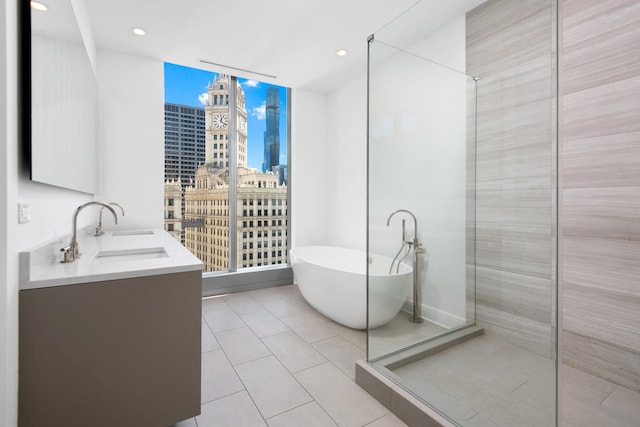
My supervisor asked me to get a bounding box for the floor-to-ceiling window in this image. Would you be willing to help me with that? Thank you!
[163,63,291,291]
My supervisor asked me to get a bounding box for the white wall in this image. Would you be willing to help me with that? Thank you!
[290,89,329,248]
[1,1,100,424]
[96,49,164,229]
[326,74,368,251]
[330,17,469,325]
[0,23,164,427]
[0,1,18,424]
[18,183,93,243]
[1,7,462,422]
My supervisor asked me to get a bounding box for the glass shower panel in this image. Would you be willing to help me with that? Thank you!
[365,1,557,425]
[367,38,477,361]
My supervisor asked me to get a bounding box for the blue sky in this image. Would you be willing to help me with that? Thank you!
[164,62,288,170]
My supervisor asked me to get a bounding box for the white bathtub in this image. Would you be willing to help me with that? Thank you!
[289,246,412,329]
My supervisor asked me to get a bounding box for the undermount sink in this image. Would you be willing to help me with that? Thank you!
[91,247,168,264]
[112,230,155,236]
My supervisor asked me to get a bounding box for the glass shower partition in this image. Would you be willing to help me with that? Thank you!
[367,36,478,361]
[365,1,558,425]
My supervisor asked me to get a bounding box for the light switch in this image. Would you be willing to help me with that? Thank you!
[18,203,31,224]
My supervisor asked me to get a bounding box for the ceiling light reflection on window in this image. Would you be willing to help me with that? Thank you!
[336,49,348,57]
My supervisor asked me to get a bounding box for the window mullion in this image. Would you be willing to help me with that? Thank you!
[228,76,238,272]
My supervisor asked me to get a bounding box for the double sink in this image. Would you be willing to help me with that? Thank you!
[20,227,203,290]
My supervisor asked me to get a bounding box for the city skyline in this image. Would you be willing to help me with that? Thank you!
[164,67,289,272]
[164,62,288,171]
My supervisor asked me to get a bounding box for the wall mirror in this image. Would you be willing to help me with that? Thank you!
[23,0,99,194]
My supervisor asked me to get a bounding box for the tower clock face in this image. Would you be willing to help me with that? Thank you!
[213,113,228,129]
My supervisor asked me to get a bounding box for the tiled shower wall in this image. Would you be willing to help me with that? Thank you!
[466,0,557,358]
[560,0,640,392]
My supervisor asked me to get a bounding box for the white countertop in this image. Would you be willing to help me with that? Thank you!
[20,228,203,290]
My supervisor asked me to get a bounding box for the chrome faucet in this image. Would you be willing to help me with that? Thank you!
[387,209,425,255]
[387,209,425,323]
[95,202,125,236]
[61,201,118,263]
[388,219,412,275]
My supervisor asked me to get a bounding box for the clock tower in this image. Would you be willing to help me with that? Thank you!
[204,74,248,167]
[183,74,288,273]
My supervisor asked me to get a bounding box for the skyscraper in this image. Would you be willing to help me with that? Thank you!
[164,103,206,185]
[163,103,206,243]
[262,86,280,173]
[181,75,288,272]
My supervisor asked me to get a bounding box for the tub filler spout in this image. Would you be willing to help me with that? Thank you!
[387,209,424,323]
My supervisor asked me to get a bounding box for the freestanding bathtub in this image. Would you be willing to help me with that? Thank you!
[289,246,412,329]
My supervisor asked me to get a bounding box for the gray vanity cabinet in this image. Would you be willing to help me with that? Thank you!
[18,270,201,427]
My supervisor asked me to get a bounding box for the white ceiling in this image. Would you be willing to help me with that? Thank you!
[31,0,487,93]
[83,0,419,93]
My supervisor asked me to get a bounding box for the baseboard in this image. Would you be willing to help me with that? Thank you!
[402,300,466,330]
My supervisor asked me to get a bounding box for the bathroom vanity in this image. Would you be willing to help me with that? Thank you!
[18,229,203,427]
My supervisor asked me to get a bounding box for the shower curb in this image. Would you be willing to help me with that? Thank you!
[356,325,484,426]
[382,325,483,371]
[356,361,454,427]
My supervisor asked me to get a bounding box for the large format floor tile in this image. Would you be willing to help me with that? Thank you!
[201,320,220,352]
[313,335,365,379]
[262,331,327,373]
[241,309,290,338]
[295,362,389,427]
[235,355,313,419]
[382,332,640,427]
[562,365,640,427]
[222,292,265,315]
[183,285,639,426]
[200,349,244,404]
[196,391,267,427]
[390,334,555,426]
[214,326,271,365]
[202,305,245,333]
[266,401,338,427]
[179,285,407,427]
[280,312,341,343]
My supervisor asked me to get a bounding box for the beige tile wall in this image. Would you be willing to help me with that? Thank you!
[561,0,640,392]
[466,0,557,358]
[466,0,640,390]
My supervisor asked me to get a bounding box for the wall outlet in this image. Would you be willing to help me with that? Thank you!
[18,203,31,224]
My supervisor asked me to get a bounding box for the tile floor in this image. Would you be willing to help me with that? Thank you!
[561,364,640,427]
[368,313,450,361]
[170,283,640,427]
[171,284,408,427]
[381,334,640,427]
[389,334,556,426]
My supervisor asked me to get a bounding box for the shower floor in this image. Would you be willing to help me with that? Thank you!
[385,333,555,426]
[368,311,450,360]
[371,323,640,426]
[561,364,640,427]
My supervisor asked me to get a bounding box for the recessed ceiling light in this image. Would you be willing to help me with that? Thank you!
[30,1,49,11]
[132,27,147,36]
[336,49,348,57]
